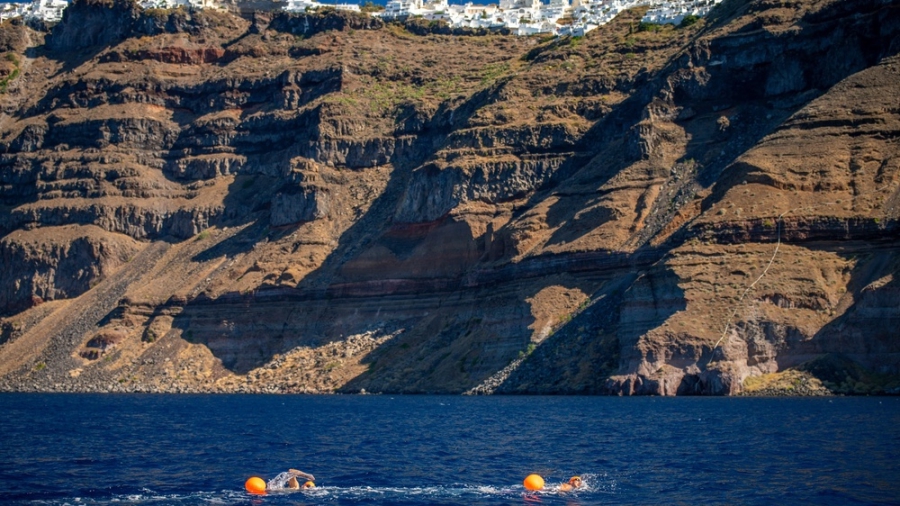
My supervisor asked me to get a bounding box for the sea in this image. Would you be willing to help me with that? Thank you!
[1,394,899,505]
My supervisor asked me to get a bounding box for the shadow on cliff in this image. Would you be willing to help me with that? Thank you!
[11,39,112,120]
[150,0,900,385]
[803,248,900,376]
[695,0,900,217]
[338,258,617,394]
[36,0,144,77]
[158,26,705,383]
[494,266,686,394]
[166,75,503,376]
[289,82,514,293]
[162,170,303,375]
[531,0,900,254]
[170,195,487,377]
[778,254,900,394]
[29,43,107,80]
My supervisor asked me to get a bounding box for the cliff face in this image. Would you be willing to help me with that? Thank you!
[0,0,898,395]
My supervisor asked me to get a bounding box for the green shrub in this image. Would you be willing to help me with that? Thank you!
[479,62,509,86]
[359,1,384,13]
[679,15,700,28]
[0,67,19,93]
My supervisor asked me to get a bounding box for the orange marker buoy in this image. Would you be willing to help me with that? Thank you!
[524,474,544,491]
[245,476,267,495]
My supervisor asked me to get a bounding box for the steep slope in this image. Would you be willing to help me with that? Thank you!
[0,0,897,394]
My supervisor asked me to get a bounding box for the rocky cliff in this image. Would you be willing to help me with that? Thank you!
[0,0,898,395]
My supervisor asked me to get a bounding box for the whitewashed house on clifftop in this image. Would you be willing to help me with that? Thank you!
[0,0,723,37]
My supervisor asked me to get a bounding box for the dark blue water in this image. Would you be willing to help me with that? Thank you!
[1,395,899,505]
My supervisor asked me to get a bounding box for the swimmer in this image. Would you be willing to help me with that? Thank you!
[269,469,316,491]
[559,476,582,492]
[287,477,316,490]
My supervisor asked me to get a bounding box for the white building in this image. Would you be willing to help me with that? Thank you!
[381,0,423,17]
[379,0,722,36]
[0,0,68,23]
[643,0,715,25]
[0,0,722,37]
[0,3,29,21]
[281,0,361,12]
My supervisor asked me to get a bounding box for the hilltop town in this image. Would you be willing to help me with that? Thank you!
[2,0,720,36]
[375,0,719,36]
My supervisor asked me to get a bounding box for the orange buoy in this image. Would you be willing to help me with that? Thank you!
[523,474,544,491]
[245,476,267,495]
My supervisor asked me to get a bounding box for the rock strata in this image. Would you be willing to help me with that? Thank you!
[0,0,898,395]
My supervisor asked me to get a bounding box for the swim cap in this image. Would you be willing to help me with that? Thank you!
[569,476,582,486]
[302,481,315,489]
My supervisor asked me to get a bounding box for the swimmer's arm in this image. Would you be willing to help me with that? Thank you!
[289,469,315,481]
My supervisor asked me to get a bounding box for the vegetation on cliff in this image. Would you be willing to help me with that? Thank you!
[0,0,897,395]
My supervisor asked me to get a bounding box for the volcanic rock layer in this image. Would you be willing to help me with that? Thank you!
[0,0,898,395]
